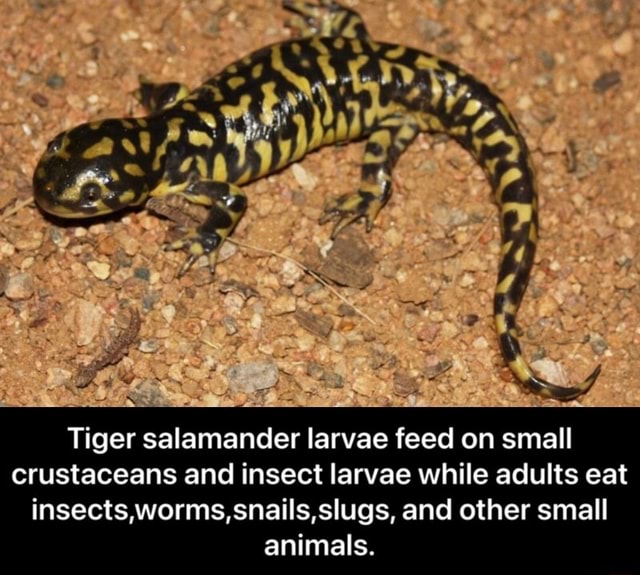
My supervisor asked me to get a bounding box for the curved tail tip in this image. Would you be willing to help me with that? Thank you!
[532,363,602,401]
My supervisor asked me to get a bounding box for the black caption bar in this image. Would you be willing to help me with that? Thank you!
[1,407,638,571]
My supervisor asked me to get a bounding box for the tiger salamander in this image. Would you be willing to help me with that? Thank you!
[33,0,601,400]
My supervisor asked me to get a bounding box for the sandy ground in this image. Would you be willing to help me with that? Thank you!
[0,0,638,406]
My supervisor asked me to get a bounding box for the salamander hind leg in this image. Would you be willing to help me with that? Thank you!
[163,180,247,277]
[283,0,369,39]
[321,114,419,238]
[135,76,191,113]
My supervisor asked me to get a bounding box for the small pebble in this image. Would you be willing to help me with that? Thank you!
[95,385,108,401]
[31,92,49,107]
[615,213,635,229]
[87,261,111,280]
[226,360,279,393]
[424,358,453,380]
[168,364,183,382]
[120,29,140,42]
[459,273,475,288]
[417,323,440,343]
[592,71,621,93]
[393,372,420,396]
[249,312,262,330]
[473,11,494,31]
[219,279,259,300]
[72,299,104,346]
[612,30,634,56]
[322,371,344,389]
[440,321,459,339]
[270,292,297,315]
[0,266,8,295]
[4,272,34,300]
[161,304,176,323]
[316,231,375,288]
[138,339,159,353]
[294,309,333,338]
[614,276,636,290]
[46,368,72,388]
[461,314,479,327]
[142,291,161,312]
[128,380,171,406]
[590,334,608,356]
[540,124,566,154]
[279,259,303,287]
[77,22,97,45]
[224,292,247,315]
[184,366,205,385]
[530,359,567,386]
[545,7,564,22]
[432,204,469,227]
[472,336,489,350]
[46,73,65,89]
[328,331,346,352]
[576,54,601,84]
[307,362,325,380]
[419,18,445,41]
[222,315,239,335]
[97,235,118,255]
[291,163,318,191]
[134,267,151,281]
[352,378,378,397]
[202,393,220,407]
[118,234,140,256]
[369,343,394,369]
[537,293,560,317]
[516,94,534,111]
[538,50,555,70]
[384,227,403,248]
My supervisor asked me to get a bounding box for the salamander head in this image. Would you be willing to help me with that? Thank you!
[33,119,151,218]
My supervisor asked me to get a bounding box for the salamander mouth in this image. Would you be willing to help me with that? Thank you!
[38,202,112,218]
[33,153,122,218]
[34,179,118,218]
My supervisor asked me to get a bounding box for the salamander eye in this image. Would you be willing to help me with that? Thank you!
[47,134,64,154]
[80,182,102,203]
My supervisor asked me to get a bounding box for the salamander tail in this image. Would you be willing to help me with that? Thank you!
[496,310,601,400]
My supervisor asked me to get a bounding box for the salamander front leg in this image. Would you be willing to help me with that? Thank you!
[135,76,191,113]
[321,114,419,238]
[163,181,247,277]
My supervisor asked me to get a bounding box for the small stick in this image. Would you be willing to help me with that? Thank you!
[75,308,142,388]
[0,197,35,222]
[228,238,377,326]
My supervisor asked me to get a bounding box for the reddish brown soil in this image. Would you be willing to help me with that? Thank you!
[1,0,638,406]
